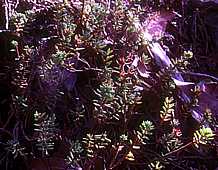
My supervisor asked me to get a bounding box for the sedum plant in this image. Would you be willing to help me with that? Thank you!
[1,0,218,170]
[193,126,215,149]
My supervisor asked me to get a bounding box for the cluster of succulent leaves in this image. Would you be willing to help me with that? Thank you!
[1,0,218,170]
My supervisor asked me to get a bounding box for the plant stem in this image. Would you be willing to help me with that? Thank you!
[164,142,192,157]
